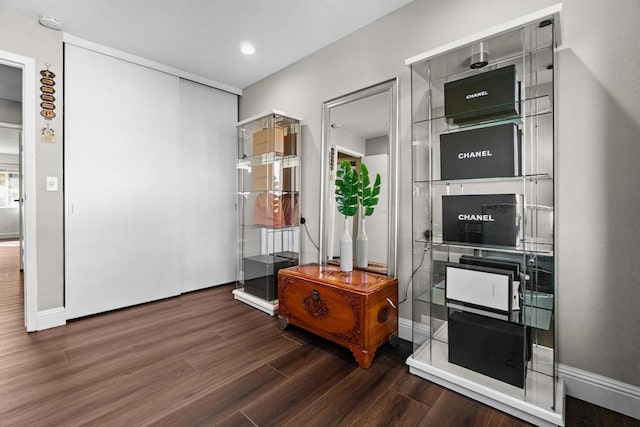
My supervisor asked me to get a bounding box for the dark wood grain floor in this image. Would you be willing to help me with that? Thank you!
[0,244,637,426]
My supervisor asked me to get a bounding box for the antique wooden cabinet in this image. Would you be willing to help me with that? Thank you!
[278,265,398,369]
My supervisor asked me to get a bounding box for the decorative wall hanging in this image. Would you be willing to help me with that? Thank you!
[40,64,56,142]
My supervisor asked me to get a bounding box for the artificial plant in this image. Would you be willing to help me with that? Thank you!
[358,163,381,217]
[335,160,359,218]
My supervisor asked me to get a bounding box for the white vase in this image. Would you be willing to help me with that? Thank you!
[356,216,368,269]
[340,217,353,272]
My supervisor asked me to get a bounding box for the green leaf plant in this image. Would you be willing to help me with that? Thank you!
[335,160,359,218]
[358,163,381,217]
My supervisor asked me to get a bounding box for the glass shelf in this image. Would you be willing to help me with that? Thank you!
[417,282,553,331]
[237,152,299,169]
[238,190,299,195]
[240,224,300,231]
[413,94,552,129]
[420,240,554,255]
[415,173,552,186]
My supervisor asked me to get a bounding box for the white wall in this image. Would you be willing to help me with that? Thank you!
[0,99,21,124]
[239,0,640,389]
[0,11,63,310]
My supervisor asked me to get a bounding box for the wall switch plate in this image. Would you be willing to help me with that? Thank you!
[46,176,58,191]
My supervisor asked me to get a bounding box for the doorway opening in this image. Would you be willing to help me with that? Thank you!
[0,50,37,331]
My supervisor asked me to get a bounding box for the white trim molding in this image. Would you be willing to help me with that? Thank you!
[62,33,242,96]
[559,364,640,420]
[0,49,38,332]
[37,307,66,330]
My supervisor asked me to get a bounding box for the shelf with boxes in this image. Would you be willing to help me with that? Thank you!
[406,5,563,426]
[233,111,302,316]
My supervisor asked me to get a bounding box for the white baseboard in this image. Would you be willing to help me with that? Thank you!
[559,364,640,420]
[37,307,66,330]
[400,317,639,420]
[0,232,19,239]
[399,316,429,344]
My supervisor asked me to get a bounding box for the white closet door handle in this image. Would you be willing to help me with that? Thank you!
[68,203,74,215]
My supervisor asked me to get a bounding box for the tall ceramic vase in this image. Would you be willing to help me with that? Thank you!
[356,215,368,269]
[340,217,353,272]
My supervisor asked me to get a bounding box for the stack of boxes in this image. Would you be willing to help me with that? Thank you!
[243,124,299,301]
[440,65,534,388]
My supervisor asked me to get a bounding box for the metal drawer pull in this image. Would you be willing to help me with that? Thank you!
[312,289,320,302]
[386,298,396,309]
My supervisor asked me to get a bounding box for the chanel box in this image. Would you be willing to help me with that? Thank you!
[459,255,522,311]
[243,255,294,300]
[448,311,530,388]
[445,263,515,314]
[442,194,520,247]
[444,65,519,125]
[440,124,521,180]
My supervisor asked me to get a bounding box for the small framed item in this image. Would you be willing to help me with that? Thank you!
[442,193,521,247]
[445,263,514,314]
[439,123,521,180]
[444,64,519,125]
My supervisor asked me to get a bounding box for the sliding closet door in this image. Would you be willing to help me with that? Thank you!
[178,79,237,292]
[65,45,181,319]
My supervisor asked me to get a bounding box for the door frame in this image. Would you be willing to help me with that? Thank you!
[0,49,38,332]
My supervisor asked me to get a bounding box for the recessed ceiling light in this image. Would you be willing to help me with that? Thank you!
[240,42,256,55]
[38,14,62,31]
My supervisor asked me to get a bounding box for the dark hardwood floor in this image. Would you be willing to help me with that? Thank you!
[0,244,637,426]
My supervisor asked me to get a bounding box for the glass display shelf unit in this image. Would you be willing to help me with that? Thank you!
[407,5,563,426]
[233,111,302,316]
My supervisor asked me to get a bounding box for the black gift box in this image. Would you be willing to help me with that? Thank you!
[444,65,519,125]
[442,194,520,247]
[439,124,521,180]
[243,255,294,300]
[448,311,530,388]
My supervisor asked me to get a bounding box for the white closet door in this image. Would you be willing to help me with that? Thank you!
[65,45,181,319]
[178,79,237,292]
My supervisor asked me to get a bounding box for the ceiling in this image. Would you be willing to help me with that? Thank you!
[1,0,413,91]
[331,92,389,140]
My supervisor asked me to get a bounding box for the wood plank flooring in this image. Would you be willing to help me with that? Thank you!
[0,244,637,426]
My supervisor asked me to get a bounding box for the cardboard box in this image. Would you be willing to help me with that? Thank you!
[283,132,297,156]
[253,128,285,155]
[252,164,279,191]
[254,192,285,227]
[282,166,297,191]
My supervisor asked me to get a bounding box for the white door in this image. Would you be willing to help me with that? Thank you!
[178,79,237,292]
[65,45,181,319]
[361,153,388,265]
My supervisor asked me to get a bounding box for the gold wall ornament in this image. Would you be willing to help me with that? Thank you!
[41,123,55,143]
[40,69,55,79]
[40,93,55,102]
[41,110,56,119]
[40,63,57,124]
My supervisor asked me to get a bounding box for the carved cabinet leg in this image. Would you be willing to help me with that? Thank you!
[277,316,289,330]
[350,346,375,369]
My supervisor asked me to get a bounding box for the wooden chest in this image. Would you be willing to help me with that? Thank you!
[278,265,398,369]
